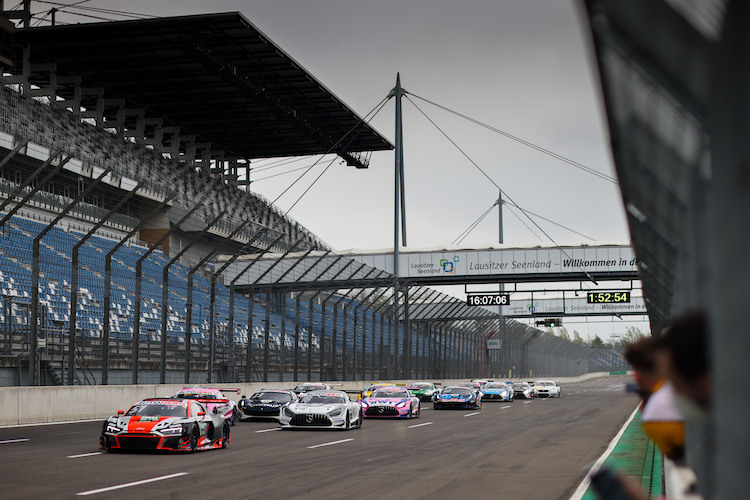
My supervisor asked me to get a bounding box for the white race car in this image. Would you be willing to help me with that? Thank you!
[279,390,363,430]
[533,380,561,398]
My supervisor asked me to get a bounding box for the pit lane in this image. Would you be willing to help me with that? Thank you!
[0,376,637,500]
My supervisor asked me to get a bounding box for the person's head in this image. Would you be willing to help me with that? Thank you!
[657,311,711,412]
[624,336,662,394]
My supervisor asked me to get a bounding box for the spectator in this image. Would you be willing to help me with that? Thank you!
[656,312,710,422]
[625,335,685,460]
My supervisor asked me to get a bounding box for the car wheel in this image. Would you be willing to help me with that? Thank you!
[415,403,420,418]
[188,426,199,453]
[231,410,238,426]
[100,435,111,452]
[345,411,351,430]
[433,403,440,410]
[357,408,364,428]
[221,423,230,449]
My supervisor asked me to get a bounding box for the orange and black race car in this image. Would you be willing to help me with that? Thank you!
[100,398,230,452]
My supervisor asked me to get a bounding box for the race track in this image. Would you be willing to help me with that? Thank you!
[0,376,638,499]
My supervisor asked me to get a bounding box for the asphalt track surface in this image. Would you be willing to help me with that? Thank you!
[0,376,638,500]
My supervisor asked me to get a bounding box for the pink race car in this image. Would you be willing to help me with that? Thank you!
[171,388,241,425]
[360,387,421,418]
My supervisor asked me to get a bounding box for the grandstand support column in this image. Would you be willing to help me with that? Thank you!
[132,203,202,385]
[293,293,301,381]
[102,194,175,385]
[402,286,411,379]
[340,270,379,380]
[369,288,393,380]
[354,285,387,380]
[220,235,288,377]
[186,219,253,383]
[271,251,335,382]
[160,210,227,384]
[208,278,218,382]
[68,179,146,385]
[263,290,271,382]
[279,291,286,382]
[30,166,111,386]
[245,287,255,383]
[0,152,71,227]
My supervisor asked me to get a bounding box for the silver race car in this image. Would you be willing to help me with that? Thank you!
[279,390,363,430]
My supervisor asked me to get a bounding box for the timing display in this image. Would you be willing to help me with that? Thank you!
[467,294,510,307]
[586,291,631,304]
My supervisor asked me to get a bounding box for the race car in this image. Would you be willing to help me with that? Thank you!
[534,380,561,398]
[100,398,230,452]
[292,382,333,398]
[433,386,483,410]
[406,381,441,402]
[459,381,484,394]
[279,390,363,430]
[171,387,241,425]
[361,387,420,418]
[360,382,396,400]
[238,389,298,421]
[512,382,535,399]
[481,382,514,401]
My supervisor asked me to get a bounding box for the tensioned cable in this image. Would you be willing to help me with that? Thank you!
[406,94,592,242]
[504,201,596,241]
[35,1,154,20]
[407,92,618,185]
[404,93,598,282]
[452,202,495,246]
[266,94,390,212]
[505,204,544,242]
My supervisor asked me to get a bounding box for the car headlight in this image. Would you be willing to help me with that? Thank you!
[360,401,369,408]
[283,407,295,417]
[328,407,343,417]
[395,401,407,408]
[106,423,123,434]
[161,426,183,436]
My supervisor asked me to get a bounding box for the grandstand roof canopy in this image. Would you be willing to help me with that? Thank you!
[14,12,392,160]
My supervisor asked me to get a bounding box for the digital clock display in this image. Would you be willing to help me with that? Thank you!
[586,291,631,304]
[467,294,510,307]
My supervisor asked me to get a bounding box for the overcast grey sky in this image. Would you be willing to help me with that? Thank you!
[38,1,646,338]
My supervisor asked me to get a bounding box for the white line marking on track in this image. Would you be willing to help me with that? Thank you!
[500,405,511,409]
[76,472,188,496]
[463,412,480,417]
[307,438,353,449]
[569,405,639,500]
[407,422,433,429]
[255,428,281,433]
[67,452,103,459]
[523,401,532,404]
[0,438,29,444]
[0,419,101,429]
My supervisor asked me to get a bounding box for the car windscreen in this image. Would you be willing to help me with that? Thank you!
[300,393,345,404]
[483,383,507,389]
[126,402,187,418]
[513,384,530,389]
[411,383,431,389]
[296,384,325,391]
[251,392,291,402]
[175,392,217,400]
[443,388,472,395]
[371,389,409,398]
[537,382,554,386]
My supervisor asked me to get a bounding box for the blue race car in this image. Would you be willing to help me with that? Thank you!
[481,382,514,401]
[433,386,482,410]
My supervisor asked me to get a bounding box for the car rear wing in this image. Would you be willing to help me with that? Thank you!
[343,390,363,400]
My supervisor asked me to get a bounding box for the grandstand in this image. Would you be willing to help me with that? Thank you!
[0,7,600,386]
